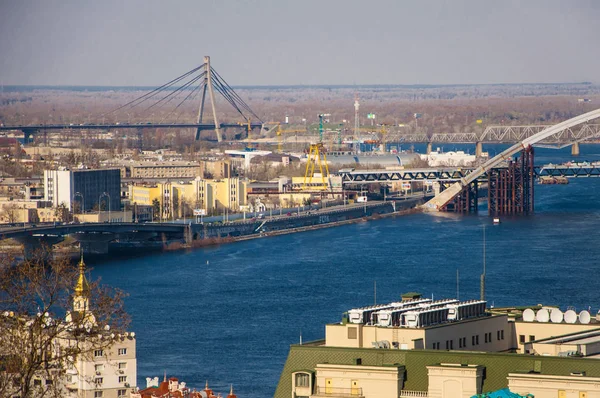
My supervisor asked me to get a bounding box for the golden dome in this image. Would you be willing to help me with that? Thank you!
[74,255,90,296]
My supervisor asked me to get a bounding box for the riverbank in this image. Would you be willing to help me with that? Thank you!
[161,197,429,251]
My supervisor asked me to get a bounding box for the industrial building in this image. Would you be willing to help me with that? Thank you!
[276,293,600,398]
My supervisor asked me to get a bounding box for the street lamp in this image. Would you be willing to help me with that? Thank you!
[100,192,111,223]
[73,192,85,215]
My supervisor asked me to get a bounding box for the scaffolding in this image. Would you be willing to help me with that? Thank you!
[440,146,535,215]
[488,146,535,216]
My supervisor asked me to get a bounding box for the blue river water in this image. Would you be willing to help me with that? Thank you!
[89,144,600,397]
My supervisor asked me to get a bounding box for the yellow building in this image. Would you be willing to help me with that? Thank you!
[209,177,247,213]
[129,178,247,219]
[129,185,164,207]
[74,211,132,223]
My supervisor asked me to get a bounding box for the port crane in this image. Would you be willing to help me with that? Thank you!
[303,114,330,190]
[275,124,308,152]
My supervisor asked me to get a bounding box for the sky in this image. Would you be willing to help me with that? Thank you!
[0,0,598,86]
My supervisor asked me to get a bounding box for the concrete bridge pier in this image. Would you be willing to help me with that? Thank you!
[74,233,115,255]
[571,142,580,156]
[475,142,483,158]
[15,235,64,261]
[426,142,433,154]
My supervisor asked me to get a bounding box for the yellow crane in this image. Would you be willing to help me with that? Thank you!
[303,114,330,191]
[276,124,308,152]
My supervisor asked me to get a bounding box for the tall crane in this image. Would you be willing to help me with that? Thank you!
[303,114,330,190]
[276,124,308,152]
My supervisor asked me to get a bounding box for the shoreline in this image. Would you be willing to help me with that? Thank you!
[165,205,424,251]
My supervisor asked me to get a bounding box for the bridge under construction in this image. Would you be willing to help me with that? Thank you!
[424,108,600,215]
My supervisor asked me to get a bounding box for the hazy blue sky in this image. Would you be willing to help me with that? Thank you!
[0,0,598,86]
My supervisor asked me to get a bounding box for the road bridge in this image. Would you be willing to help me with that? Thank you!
[0,122,263,144]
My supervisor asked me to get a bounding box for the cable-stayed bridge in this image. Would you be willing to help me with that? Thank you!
[1,56,262,144]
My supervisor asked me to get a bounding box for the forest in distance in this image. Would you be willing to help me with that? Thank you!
[1,82,599,139]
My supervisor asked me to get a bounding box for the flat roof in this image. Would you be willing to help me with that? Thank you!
[535,328,600,345]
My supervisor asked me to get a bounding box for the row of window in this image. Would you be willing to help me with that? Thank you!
[95,375,128,385]
[94,362,127,372]
[432,329,505,350]
[94,390,127,397]
[93,348,127,357]
[519,334,536,344]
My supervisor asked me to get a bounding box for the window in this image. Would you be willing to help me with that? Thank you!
[446,340,449,350]
[118,390,127,397]
[118,362,127,370]
[94,392,103,398]
[462,337,467,347]
[34,379,42,386]
[450,340,453,350]
[94,349,104,357]
[94,377,103,386]
[347,327,357,339]
[118,348,127,355]
[485,332,491,343]
[119,376,127,383]
[476,335,479,345]
[519,335,525,344]
[529,335,535,342]
[501,330,505,340]
[295,373,310,387]
[497,330,501,340]
[95,364,104,372]
[459,338,463,348]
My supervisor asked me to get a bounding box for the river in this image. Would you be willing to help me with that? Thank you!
[89,143,600,397]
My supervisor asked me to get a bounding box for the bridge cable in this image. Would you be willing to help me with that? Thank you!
[210,67,262,122]
[141,72,205,114]
[211,69,260,121]
[101,65,204,116]
[159,79,206,125]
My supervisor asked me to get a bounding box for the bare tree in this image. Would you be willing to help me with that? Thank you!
[0,253,130,398]
[1,204,20,223]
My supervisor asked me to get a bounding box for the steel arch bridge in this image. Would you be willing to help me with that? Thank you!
[425,108,600,210]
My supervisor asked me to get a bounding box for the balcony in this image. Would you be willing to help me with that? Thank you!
[399,391,428,397]
[312,386,364,398]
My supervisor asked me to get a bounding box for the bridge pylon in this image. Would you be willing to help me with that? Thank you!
[488,146,535,216]
[195,56,222,142]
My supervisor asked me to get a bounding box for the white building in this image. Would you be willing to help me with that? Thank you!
[63,257,137,398]
[421,149,485,167]
[0,257,138,398]
[224,149,272,169]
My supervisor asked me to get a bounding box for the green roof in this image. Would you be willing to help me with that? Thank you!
[275,344,600,398]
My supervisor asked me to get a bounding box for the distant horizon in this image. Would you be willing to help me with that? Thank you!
[0,81,596,92]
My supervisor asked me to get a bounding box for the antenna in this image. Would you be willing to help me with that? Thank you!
[456,269,460,300]
[374,280,377,306]
[480,225,486,301]
[354,93,361,153]
[299,329,303,345]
